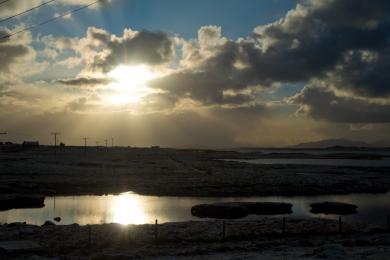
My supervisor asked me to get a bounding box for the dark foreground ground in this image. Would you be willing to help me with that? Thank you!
[1,147,390,259]
[0,147,389,197]
[1,218,389,259]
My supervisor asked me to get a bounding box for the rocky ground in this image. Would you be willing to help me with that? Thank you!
[0,218,389,259]
[0,147,389,197]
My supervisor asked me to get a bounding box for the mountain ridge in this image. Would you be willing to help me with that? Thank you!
[292,138,390,148]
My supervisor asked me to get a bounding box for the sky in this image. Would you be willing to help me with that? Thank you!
[0,0,390,147]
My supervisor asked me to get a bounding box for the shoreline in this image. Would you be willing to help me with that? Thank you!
[1,218,389,259]
[30,188,390,198]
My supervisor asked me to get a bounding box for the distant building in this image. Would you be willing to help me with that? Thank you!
[22,141,39,148]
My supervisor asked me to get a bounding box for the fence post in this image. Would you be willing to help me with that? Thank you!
[88,225,92,247]
[338,216,342,234]
[154,219,158,241]
[128,226,131,243]
[282,217,286,235]
[222,221,226,241]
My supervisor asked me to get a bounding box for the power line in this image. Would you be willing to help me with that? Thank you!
[0,0,57,24]
[0,0,103,41]
[0,0,11,6]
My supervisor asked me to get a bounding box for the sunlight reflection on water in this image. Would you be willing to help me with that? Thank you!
[227,158,390,167]
[111,193,146,224]
[0,192,389,226]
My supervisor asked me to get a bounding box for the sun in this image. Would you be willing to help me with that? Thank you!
[109,65,156,87]
[107,65,157,105]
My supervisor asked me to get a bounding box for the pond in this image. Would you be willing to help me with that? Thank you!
[0,192,389,226]
[227,158,390,167]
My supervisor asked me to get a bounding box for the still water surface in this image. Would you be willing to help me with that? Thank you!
[228,158,390,167]
[0,192,389,226]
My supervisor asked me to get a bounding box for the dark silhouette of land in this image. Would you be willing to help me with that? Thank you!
[292,138,390,149]
[0,146,389,197]
[1,146,390,258]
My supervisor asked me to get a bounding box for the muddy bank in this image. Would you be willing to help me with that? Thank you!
[0,147,390,197]
[310,202,358,215]
[0,218,389,259]
[0,194,44,211]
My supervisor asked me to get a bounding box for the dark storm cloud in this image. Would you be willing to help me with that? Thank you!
[0,29,31,74]
[149,69,253,105]
[149,0,390,107]
[290,85,390,123]
[86,28,175,72]
[329,48,390,97]
[57,77,112,87]
[150,36,256,105]
[252,0,390,82]
[150,38,261,105]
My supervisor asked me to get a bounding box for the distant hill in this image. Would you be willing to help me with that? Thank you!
[371,140,390,148]
[292,138,369,149]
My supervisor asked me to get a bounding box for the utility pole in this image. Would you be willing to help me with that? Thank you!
[111,137,114,147]
[82,137,88,153]
[0,132,6,144]
[51,132,60,147]
[51,132,61,155]
[105,139,108,152]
